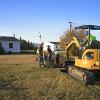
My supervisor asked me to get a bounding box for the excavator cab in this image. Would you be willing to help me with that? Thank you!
[75,49,100,70]
[74,25,100,71]
[75,25,100,45]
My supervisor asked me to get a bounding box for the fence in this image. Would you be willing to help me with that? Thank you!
[20,50,35,54]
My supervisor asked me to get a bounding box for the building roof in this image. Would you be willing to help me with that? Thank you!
[0,36,19,41]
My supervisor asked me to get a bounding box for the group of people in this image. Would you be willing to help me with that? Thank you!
[37,43,53,66]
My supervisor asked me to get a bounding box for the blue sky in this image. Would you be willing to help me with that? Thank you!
[0,0,100,43]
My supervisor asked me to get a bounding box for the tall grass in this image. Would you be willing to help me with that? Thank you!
[0,55,100,100]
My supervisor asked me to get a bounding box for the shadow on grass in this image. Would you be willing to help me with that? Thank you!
[0,85,28,91]
[0,78,28,91]
[59,68,67,73]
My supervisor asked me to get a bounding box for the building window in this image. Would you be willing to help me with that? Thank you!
[9,43,13,48]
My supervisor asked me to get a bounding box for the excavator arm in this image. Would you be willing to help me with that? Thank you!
[65,37,81,50]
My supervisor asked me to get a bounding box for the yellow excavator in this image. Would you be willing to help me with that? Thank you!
[65,25,100,84]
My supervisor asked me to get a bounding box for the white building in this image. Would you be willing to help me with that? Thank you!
[0,36,20,53]
[43,41,62,51]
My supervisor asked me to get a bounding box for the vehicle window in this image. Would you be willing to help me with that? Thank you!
[83,52,94,59]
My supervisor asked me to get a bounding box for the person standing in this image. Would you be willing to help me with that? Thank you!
[47,45,53,63]
[38,43,44,67]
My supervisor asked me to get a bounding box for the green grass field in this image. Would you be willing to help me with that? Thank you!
[0,55,100,100]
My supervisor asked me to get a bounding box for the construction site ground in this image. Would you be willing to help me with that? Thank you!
[0,55,100,100]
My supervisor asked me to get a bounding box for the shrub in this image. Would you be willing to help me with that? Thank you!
[0,46,5,54]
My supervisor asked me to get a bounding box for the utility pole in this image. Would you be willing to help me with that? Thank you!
[88,28,91,45]
[68,22,72,34]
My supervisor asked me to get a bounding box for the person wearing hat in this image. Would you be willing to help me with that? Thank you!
[47,45,53,63]
[38,43,44,67]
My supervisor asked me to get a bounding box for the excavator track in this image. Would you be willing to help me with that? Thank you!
[58,68,100,99]
[67,66,95,84]
[66,70,100,98]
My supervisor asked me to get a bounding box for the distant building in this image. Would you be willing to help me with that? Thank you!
[43,41,62,51]
[0,36,20,53]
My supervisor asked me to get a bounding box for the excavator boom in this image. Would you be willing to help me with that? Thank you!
[65,37,81,50]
